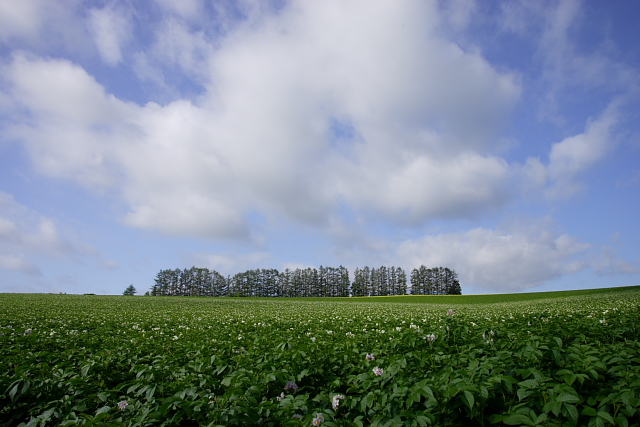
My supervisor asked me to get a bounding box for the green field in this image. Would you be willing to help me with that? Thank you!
[1,287,639,426]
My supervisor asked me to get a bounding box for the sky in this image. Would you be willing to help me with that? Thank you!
[0,0,639,295]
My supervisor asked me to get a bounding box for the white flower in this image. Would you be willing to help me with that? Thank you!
[332,394,345,410]
[284,381,298,392]
[117,400,128,411]
[312,413,324,425]
[373,367,384,376]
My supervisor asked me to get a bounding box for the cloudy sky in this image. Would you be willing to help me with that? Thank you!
[1,0,639,295]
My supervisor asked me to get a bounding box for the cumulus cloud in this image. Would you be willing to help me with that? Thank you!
[3,53,138,189]
[440,0,477,32]
[0,0,88,54]
[1,0,637,294]
[396,219,591,292]
[1,0,523,241]
[0,0,44,42]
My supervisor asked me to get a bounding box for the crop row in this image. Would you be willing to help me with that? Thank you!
[1,291,639,426]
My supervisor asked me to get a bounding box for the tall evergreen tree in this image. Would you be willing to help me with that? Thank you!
[123,284,136,296]
[396,267,408,295]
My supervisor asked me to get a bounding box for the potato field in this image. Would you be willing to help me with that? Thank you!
[1,288,639,427]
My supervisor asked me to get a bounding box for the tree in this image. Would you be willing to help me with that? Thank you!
[123,284,136,296]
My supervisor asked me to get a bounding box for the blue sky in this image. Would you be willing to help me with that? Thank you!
[1,0,639,295]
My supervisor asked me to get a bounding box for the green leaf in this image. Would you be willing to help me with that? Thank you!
[518,379,539,389]
[503,414,535,426]
[38,408,55,422]
[81,363,92,377]
[597,411,615,425]
[480,385,489,400]
[9,383,19,402]
[583,406,597,417]
[406,391,420,407]
[462,390,475,411]
[558,393,580,403]
[488,414,503,424]
[544,401,561,416]
[564,404,579,426]
[96,405,111,415]
[420,385,434,398]
[615,415,629,427]
[517,388,533,401]
[535,413,548,425]
[146,384,156,401]
[415,415,432,426]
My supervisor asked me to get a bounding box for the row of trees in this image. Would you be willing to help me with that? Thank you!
[411,266,461,295]
[151,265,462,297]
[352,266,408,296]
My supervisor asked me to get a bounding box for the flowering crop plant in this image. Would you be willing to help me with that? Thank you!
[1,288,640,426]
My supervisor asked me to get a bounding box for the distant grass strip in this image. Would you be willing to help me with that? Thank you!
[291,285,640,304]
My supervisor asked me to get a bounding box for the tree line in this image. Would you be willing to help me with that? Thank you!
[151,265,461,297]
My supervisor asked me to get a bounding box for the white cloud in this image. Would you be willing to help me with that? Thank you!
[153,0,203,21]
[146,17,214,83]
[0,254,41,276]
[396,219,591,292]
[0,192,98,276]
[513,102,619,199]
[342,152,511,223]
[592,245,640,276]
[499,0,639,119]
[0,0,43,42]
[0,0,88,54]
[439,0,477,32]
[4,53,138,189]
[87,4,131,66]
[2,0,523,240]
[190,251,272,276]
[548,105,617,178]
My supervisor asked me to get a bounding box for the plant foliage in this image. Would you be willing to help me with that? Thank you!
[1,289,639,426]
